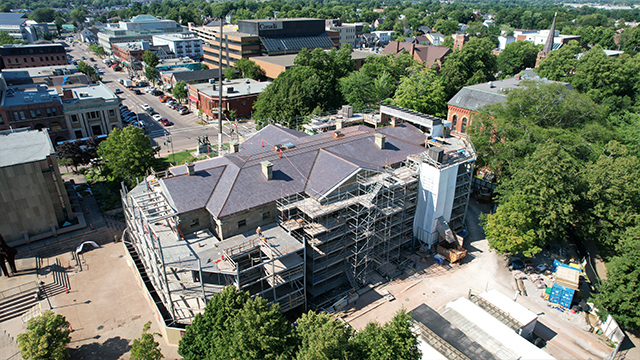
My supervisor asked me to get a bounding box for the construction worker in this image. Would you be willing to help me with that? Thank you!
[256,226,262,236]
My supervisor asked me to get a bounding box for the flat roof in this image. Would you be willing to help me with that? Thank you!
[239,18,323,23]
[446,298,555,360]
[63,82,117,103]
[152,32,199,41]
[0,129,54,168]
[192,78,271,98]
[2,86,61,107]
[1,65,78,81]
[479,289,538,326]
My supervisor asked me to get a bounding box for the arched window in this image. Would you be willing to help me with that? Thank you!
[50,121,62,130]
[34,123,46,131]
[452,115,458,132]
[461,118,468,133]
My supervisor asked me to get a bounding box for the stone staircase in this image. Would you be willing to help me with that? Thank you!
[0,283,40,323]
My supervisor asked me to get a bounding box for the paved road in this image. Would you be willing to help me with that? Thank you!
[63,41,257,161]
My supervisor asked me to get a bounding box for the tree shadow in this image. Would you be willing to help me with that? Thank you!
[69,336,131,360]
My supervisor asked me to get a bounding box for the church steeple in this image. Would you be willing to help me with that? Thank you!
[536,12,557,67]
[541,13,557,56]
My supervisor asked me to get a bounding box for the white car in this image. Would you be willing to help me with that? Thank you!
[141,104,150,110]
[152,114,162,121]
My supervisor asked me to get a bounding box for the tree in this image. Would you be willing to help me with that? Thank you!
[131,321,164,360]
[56,138,97,172]
[296,311,354,360]
[97,127,160,187]
[482,142,582,257]
[201,63,209,70]
[31,8,56,22]
[179,286,296,360]
[70,6,87,25]
[393,67,447,117]
[439,37,497,99]
[17,310,71,360]
[497,41,540,77]
[352,310,420,360]
[591,226,640,332]
[173,81,188,103]
[0,30,22,45]
[89,44,106,57]
[433,18,459,36]
[145,66,158,84]
[227,58,262,80]
[339,70,374,111]
[536,40,581,81]
[142,50,159,68]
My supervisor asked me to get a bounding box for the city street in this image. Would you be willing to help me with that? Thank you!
[62,40,257,161]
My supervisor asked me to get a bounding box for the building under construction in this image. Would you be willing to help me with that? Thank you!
[122,105,476,334]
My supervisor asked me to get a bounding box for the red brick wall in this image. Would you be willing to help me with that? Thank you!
[193,90,259,120]
[447,105,475,133]
[2,53,68,69]
[0,102,68,142]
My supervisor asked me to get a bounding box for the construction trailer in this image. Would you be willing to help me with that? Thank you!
[121,105,476,327]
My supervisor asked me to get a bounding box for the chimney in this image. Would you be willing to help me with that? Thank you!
[396,41,399,53]
[336,119,343,130]
[411,43,416,55]
[261,161,273,180]
[375,133,386,149]
[61,89,74,99]
[186,162,195,176]
[230,141,239,153]
[390,117,400,127]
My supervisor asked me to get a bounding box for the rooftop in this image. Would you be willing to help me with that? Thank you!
[61,82,117,104]
[112,41,150,51]
[0,129,55,168]
[191,78,271,98]
[1,85,61,107]
[129,14,162,22]
[0,12,28,26]
[160,122,428,218]
[1,65,78,83]
[152,32,199,41]
[448,73,572,111]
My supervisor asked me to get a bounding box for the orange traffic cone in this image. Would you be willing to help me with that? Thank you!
[65,286,69,294]
[70,324,74,332]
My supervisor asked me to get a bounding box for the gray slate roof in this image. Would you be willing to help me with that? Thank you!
[162,123,427,218]
[0,13,27,26]
[447,76,572,112]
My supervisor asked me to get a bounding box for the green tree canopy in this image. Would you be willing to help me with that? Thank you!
[131,321,164,360]
[0,30,23,45]
[497,41,541,77]
[97,127,159,188]
[439,37,497,99]
[70,6,87,25]
[393,67,447,117]
[173,81,188,102]
[31,8,56,22]
[225,58,262,80]
[535,40,581,81]
[17,310,71,360]
[142,50,159,68]
[434,18,459,36]
[145,66,157,83]
[352,310,420,360]
[296,311,354,360]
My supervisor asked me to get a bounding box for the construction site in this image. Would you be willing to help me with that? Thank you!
[121,105,476,338]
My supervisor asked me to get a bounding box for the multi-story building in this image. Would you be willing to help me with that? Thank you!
[187,78,271,120]
[251,50,370,80]
[0,44,68,70]
[152,32,202,59]
[59,83,123,139]
[98,14,184,54]
[382,41,451,69]
[112,41,176,68]
[0,12,37,43]
[326,19,357,48]
[122,105,475,343]
[193,18,337,70]
[446,72,572,133]
[371,30,394,45]
[0,129,75,245]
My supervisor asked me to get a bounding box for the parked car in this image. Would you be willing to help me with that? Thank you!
[141,104,151,111]
[178,107,189,115]
[159,96,168,102]
[152,114,162,121]
[159,118,173,126]
[134,89,142,95]
[509,257,525,271]
[89,57,95,61]
[115,88,123,94]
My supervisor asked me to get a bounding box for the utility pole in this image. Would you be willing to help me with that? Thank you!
[218,17,224,155]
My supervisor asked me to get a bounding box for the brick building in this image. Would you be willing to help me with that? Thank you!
[187,78,271,120]
[0,44,68,70]
[112,41,150,65]
[382,41,451,69]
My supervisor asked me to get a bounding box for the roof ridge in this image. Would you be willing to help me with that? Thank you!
[204,164,227,212]
[304,150,323,196]
[214,163,242,219]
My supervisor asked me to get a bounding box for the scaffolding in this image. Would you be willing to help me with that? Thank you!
[276,166,419,309]
[123,179,305,326]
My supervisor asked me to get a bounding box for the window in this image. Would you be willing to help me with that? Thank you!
[36,109,42,117]
[45,56,48,61]
[75,130,83,138]
[237,219,246,228]
[6,58,10,63]
[20,112,25,120]
[262,212,270,220]
[109,109,115,117]
[13,112,19,121]
[40,57,43,61]
[30,110,36,118]
[71,114,78,122]
[452,115,458,131]
[51,108,57,116]
[461,118,468,133]
[56,56,60,60]
[190,218,199,227]
[46,108,52,117]
[23,58,27,62]
[50,122,62,130]
[0,114,3,124]
[31,57,34,62]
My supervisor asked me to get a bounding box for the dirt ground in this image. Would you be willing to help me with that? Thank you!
[342,200,615,360]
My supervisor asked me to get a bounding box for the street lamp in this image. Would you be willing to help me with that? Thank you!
[40,281,52,309]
